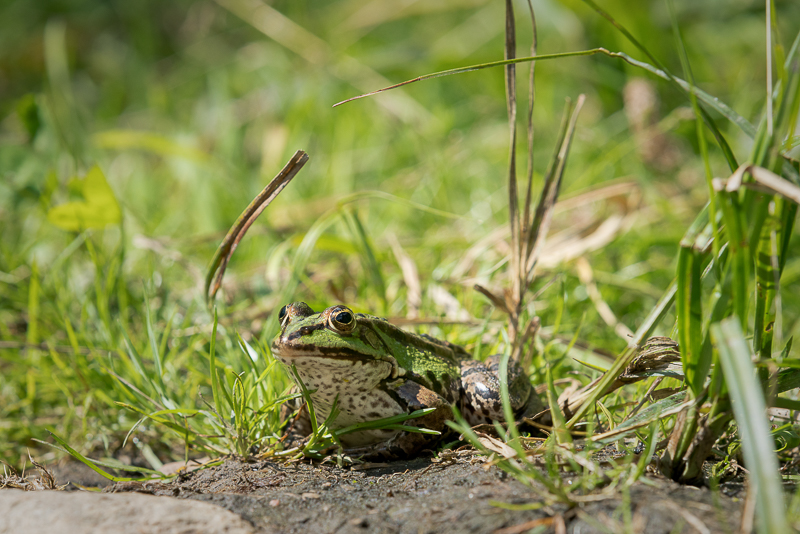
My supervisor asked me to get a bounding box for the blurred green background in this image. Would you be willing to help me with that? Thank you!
[2,0,799,466]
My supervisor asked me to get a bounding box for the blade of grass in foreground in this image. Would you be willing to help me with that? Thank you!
[590,391,693,444]
[712,317,790,534]
[334,408,440,437]
[565,281,677,428]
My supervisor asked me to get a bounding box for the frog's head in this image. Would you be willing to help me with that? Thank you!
[271,302,401,382]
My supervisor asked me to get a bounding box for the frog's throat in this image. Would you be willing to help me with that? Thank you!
[274,345,401,380]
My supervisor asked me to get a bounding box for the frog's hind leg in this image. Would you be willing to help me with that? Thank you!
[459,356,541,426]
[485,354,545,421]
[487,355,548,423]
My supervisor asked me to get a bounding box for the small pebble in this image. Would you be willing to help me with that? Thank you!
[269,499,280,507]
[348,517,369,528]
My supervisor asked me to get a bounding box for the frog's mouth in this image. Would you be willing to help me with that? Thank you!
[271,342,401,380]
[272,340,375,360]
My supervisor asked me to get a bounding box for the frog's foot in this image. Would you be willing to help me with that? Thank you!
[518,388,548,426]
[459,356,536,426]
[342,380,453,460]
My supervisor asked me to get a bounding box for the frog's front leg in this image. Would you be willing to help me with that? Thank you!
[459,355,543,425]
[343,380,453,460]
[279,389,314,448]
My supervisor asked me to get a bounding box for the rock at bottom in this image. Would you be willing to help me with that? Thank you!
[0,489,256,534]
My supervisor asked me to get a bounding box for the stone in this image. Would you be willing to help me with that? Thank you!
[0,489,256,534]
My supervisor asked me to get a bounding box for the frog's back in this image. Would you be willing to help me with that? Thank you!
[365,318,467,365]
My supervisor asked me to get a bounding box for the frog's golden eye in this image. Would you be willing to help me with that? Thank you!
[328,306,356,334]
[335,310,353,324]
[278,305,290,329]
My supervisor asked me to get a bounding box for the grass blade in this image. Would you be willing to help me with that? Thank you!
[545,363,571,446]
[343,209,387,312]
[334,408,438,437]
[209,308,226,418]
[712,317,790,534]
[119,323,167,405]
[205,150,308,304]
[144,295,165,393]
[717,191,750,327]
[591,391,692,444]
[565,281,677,427]
[525,96,585,278]
[334,48,755,146]
[504,0,521,307]
[676,246,704,395]
[521,0,537,255]
[43,431,142,482]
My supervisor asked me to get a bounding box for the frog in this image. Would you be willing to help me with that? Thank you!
[270,302,544,459]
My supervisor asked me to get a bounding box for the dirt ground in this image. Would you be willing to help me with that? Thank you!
[38,453,746,534]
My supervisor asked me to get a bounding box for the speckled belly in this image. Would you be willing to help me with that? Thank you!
[275,354,405,447]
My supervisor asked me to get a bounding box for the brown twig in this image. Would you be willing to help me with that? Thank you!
[205,150,309,304]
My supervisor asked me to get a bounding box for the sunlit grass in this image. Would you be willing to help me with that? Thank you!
[1,1,800,530]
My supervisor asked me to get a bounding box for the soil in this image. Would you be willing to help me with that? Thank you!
[42,452,746,533]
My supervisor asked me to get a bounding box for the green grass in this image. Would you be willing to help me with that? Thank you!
[2,0,800,531]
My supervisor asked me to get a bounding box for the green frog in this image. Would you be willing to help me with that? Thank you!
[271,302,544,459]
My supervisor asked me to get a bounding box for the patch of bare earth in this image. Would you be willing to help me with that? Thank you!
[74,455,746,533]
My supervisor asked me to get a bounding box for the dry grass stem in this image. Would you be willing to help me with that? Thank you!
[205,150,309,303]
[1,457,64,491]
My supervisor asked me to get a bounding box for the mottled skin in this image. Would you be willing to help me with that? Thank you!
[271,302,543,459]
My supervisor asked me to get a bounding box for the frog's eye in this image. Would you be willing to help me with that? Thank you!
[328,306,356,334]
[278,305,289,327]
[335,310,353,324]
